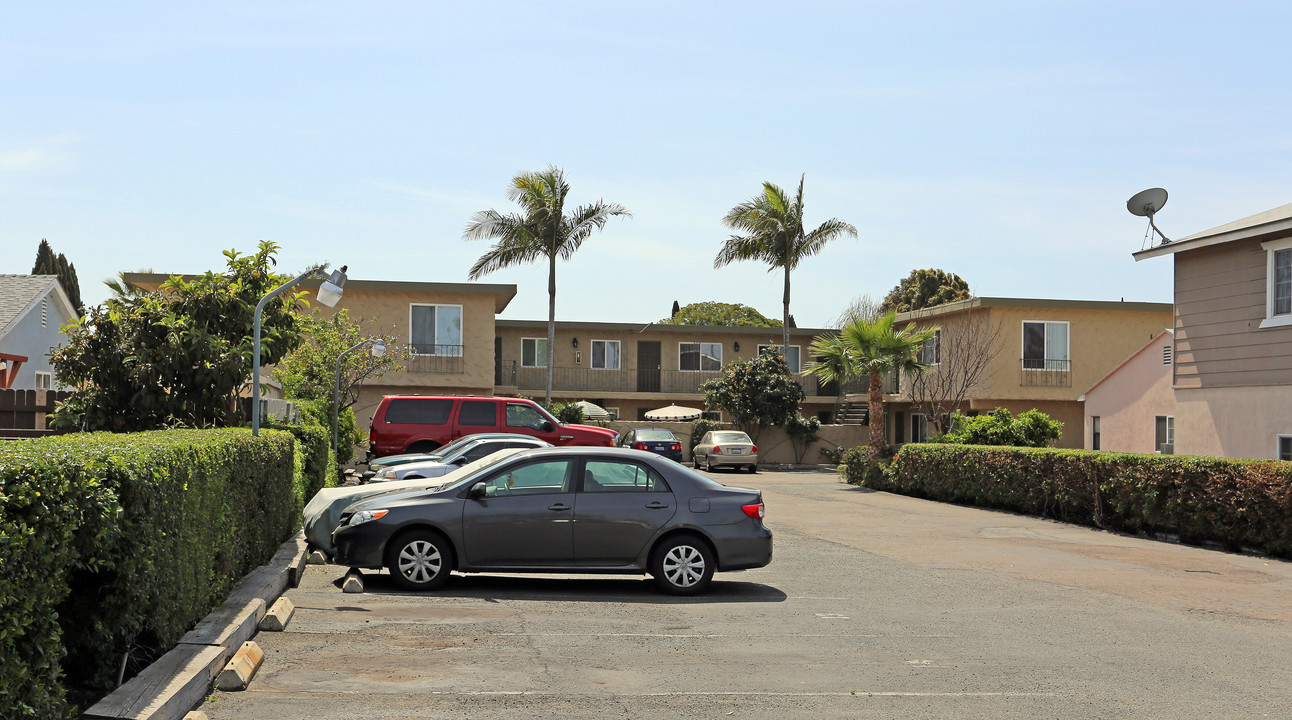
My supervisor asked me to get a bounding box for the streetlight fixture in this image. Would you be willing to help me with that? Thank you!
[252,265,348,436]
[333,337,386,463]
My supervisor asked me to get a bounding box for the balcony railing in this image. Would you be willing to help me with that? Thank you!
[1020,358,1071,387]
[405,344,464,374]
[498,363,870,397]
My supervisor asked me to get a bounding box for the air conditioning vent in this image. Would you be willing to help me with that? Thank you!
[1163,346,1172,365]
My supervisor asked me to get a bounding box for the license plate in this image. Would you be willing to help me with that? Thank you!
[730,449,744,455]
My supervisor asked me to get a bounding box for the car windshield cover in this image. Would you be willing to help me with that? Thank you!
[637,430,677,441]
[440,448,530,489]
[714,432,752,443]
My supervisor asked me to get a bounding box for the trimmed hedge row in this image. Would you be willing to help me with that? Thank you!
[845,444,1292,558]
[0,429,299,719]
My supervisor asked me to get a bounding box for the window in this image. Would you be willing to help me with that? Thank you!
[521,337,549,368]
[384,398,453,425]
[581,460,669,493]
[458,400,497,426]
[410,304,463,356]
[917,330,941,365]
[1155,415,1175,453]
[757,345,801,373]
[1022,321,1069,370]
[506,402,551,430]
[1260,238,1292,327]
[910,414,928,443]
[591,340,620,370]
[483,459,572,496]
[1279,435,1292,461]
[35,371,52,390]
[680,342,722,371]
[1092,416,1101,451]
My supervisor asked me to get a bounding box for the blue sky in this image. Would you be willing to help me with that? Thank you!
[3,2,1289,328]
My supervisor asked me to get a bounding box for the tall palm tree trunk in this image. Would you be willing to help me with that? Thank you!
[868,370,886,459]
[545,254,556,405]
[782,264,792,351]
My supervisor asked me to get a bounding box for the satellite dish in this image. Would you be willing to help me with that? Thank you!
[1127,187,1170,246]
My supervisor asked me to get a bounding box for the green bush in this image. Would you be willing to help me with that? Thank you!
[688,418,723,456]
[840,446,891,487]
[935,408,1062,447]
[784,414,822,464]
[264,410,332,499]
[0,428,300,718]
[865,444,1292,558]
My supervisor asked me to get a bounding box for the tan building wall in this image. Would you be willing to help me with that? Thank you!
[1081,332,1176,453]
[1172,385,1292,459]
[606,420,868,465]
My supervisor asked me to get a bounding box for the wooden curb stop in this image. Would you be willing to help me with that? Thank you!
[83,532,307,720]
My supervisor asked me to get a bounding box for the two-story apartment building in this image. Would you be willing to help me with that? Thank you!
[887,297,1174,448]
[1133,202,1292,460]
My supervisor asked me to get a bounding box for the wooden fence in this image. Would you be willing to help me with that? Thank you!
[0,389,73,439]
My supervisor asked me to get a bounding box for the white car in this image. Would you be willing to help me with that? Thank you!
[369,436,551,482]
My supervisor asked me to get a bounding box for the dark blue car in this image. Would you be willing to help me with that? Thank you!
[618,427,683,462]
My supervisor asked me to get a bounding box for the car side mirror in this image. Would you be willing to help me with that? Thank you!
[541,421,554,432]
[452,456,468,465]
[469,482,487,499]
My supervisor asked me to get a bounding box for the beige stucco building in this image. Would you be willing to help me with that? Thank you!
[1133,202,1292,460]
[1078,330,1176,453]
[886,297,1174,449]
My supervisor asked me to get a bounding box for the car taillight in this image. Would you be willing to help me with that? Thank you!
[369,428,378,446]
[713,445,722,454]
[670,443,681,451]
[742,502,765,519]
[751,445,757,454]
[633,442,649,450]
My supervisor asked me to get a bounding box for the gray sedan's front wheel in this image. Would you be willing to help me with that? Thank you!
[386,529,454,591]
[650,534,715,595]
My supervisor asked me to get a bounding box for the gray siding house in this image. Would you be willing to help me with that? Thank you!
[0,275,78,390]
[1134,202,1292,459]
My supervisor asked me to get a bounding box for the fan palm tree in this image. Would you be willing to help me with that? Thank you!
[807,310,937,458]
[464,166,631,404]
[716,174,857,350]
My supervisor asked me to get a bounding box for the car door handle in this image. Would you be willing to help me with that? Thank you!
[645,501,670,509]
[548,503,571,511]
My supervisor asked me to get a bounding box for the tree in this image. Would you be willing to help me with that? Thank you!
[658,301,781,327]
[31,238,84,315]
[784,414,822,464]
[806,310,937,458]
[935,408,1062,447]
[831,292,882,329]
[879,269,971,314]
[904,307,1002,435]
[716,174,857,349]
[50,242,310,431]
[702,347,805,441]
[465,166,631,404]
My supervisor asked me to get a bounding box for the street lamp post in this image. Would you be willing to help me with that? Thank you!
[332,337,386,467]
[252,265,348,436]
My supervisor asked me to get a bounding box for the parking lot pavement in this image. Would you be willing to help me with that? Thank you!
[197,468,1292,720]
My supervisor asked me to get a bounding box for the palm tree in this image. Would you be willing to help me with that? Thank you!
[716,174,857,349]
[464,166,631,404]
[807,310,937,458]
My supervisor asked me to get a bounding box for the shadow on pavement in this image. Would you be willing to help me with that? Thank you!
[337,571,787,604]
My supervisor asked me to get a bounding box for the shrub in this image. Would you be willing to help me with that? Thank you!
[936,408,1062,447]
[840,446,891,487]
[784,414,822,464]
[0,428,300,718]
[875,444,1292,557]
[688,418,723,456]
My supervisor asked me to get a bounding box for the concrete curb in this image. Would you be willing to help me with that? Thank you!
[83,531,307,720]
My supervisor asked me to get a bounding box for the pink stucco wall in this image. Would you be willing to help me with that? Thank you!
[1081,332,1176,453]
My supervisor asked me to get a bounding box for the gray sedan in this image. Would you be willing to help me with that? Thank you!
[332,446,772,595]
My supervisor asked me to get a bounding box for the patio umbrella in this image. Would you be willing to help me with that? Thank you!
[572,400,613,421]
[644,404,703,421]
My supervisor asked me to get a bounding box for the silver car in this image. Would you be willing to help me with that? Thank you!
[692,430,759,473]
[369,436,551,482]
[331,446,772,595]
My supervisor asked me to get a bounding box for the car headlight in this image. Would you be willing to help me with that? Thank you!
[348,509,389,526]
[378,468,395,479]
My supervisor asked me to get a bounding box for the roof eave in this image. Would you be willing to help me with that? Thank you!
[1133,216,1292,261]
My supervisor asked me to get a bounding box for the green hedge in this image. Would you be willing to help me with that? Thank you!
[847,444,1292,558]
[263,419,332,502]
[0,429,299,718]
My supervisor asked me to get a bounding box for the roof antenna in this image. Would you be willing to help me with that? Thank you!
[1127,188,1171,249]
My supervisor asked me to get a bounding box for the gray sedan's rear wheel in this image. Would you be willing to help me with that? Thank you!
[650,534,715,595]
[705,456,716,472]
[386,529,454,591]
[693,454,701,470]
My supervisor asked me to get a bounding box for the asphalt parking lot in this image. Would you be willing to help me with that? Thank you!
[198,467,1292,719]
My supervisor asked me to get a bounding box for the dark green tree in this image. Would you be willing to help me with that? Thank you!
[879,268,971,314]
[716,174,857,349]
[50,242,311,431]
[702,347,805,440]
[659,301,781,327]
[934,408,1062,447]
[465,165,631,404]
[31,238,84,315]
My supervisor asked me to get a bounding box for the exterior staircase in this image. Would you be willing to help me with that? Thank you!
[835,400,869,425]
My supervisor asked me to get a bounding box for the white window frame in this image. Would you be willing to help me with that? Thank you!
[1091,416,1101,451]
[521,337,549,368]
[1278,434,1292,461]
[679,342,722,372]
[1260,238,1292,328]
[34,371,52,390]
[408,303,463,356]
[1155,415,1175,453]
[1021,320,1070,370]
[757,344,802,373]
[591,339,621,370]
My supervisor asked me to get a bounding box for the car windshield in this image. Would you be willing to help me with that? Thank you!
[637,430,677,441]
[440,448,530,490]
[714,432,752,444]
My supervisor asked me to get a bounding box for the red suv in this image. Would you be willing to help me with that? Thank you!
[367,395,618,459]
